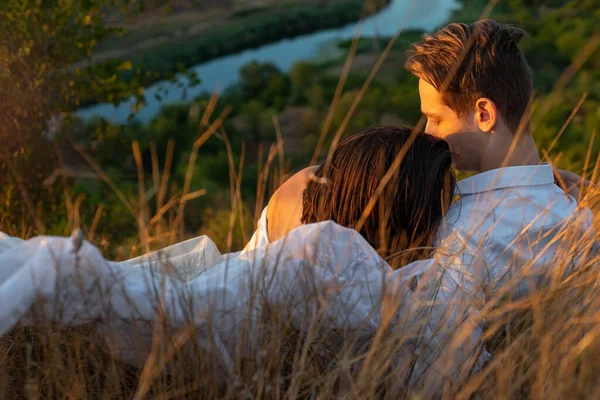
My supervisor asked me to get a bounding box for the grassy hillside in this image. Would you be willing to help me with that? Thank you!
[3,1,600,399]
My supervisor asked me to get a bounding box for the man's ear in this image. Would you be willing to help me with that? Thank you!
[474,97,498,133]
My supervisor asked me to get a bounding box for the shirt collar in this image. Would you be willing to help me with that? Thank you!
[457,163,555,195]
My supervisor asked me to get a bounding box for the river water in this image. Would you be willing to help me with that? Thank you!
[76,0,461,125]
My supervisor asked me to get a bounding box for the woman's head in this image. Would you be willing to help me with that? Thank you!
[301,126,455,267]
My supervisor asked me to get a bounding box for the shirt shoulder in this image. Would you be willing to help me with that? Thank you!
[442,183,579,243]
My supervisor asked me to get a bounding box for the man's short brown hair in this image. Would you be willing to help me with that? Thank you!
[405,19,533,133]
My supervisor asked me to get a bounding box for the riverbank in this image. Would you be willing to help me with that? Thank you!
[77,0,460,123]
[92,0,390,85]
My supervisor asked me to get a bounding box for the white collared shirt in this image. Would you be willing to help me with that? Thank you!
[434,163,595,296]
[409,163,597,386]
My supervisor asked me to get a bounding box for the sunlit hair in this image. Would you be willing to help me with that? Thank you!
[405,19,533,133]
[301,126,455,268]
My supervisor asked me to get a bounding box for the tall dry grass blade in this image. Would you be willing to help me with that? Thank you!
[322,33,403,173]
[180,189,208,203]
[309,0,372,166]
[286,312,321,398]
[532,34,599,129]
[221,128,238,208]
[72,193,84,233]
[135,322,198,400]
[158,139,175,211]
[310,33,360,166]
[9,162,44,235]
[132,140,149,254]
[73,142,138,221]
[88,204,104,243]
[255,143,265,224]
[236,181,249,248]
[582,132,595,181]
[272,115,286,188]
[255,145,278,226]
[134,310,168,399]
[156,139,175,243]
[171,106,231,244]
[52,141,74,235]
[591,139,600,185]
[201,91,219,129]
[544,92,588,159]
[480,0,499,19]
[322,0,426,173]
[221,128,246,252]
[150,142,160,200]
[148,193,180,229]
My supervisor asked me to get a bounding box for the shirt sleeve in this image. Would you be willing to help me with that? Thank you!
[404,231,490,392]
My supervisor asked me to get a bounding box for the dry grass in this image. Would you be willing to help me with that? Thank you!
[2,217,600,399]
[3,2,600,399]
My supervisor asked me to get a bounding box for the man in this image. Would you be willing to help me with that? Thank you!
[247,19,596,387]
[399,20,596,387]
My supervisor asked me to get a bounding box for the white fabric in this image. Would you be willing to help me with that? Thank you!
[0,232,24,254]
[125,235,223,281]
[0,222,437,383]
[241,206,270,253]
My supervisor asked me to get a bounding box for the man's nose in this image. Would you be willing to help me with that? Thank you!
[424,122,436,136]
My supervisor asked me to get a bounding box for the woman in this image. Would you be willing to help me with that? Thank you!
[245,125,456,268]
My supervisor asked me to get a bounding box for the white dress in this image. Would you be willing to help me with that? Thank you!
[0,219,435,373]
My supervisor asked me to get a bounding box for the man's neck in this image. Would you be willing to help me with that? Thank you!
[480,133,541,172]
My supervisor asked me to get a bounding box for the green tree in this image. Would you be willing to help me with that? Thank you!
[0,0,143,235]
[289,61,317,104]
[239,61,290,108]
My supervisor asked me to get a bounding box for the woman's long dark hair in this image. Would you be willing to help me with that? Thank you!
[301,126,455,268]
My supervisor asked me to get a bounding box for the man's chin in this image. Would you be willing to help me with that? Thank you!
[445,131,486,173]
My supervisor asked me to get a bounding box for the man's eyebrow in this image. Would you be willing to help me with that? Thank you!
[421,110,439,117]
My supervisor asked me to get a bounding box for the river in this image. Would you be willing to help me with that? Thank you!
[76,0,461,125]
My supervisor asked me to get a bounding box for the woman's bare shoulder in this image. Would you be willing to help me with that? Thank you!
[266,166,319,242]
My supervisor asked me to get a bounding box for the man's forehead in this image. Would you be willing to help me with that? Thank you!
[419,80,443,105]
[418,79,451,115]
[418,79,439,95]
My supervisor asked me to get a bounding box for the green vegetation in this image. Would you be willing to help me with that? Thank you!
[105,0,391,85]
[0,0,144,239]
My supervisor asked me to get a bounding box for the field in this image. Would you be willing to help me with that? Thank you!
[1,0,600,398]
